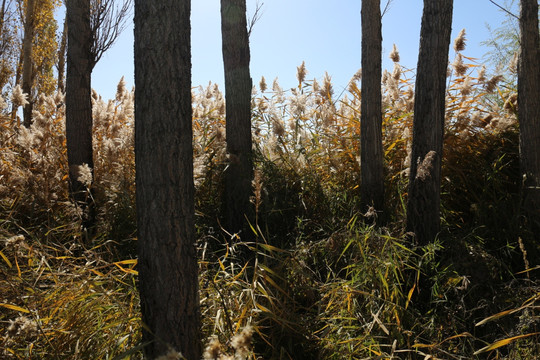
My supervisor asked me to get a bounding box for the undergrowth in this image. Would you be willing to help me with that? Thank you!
[1,34,539,359]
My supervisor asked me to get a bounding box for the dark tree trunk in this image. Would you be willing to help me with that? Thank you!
[360,0,384,223]
[518,0,540,234]
[221,0,254,242]
[57,16,67,93]
[66,0,95,232]
[21,0,35,127]
[134,1,201,359]
[406,0,453,246]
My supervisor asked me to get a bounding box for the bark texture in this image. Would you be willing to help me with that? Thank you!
[360,0,384,222]
[57,16,67,93]
[406,0,453,245]
[21,0,36,127]
[221,0,254,241]
[518,0,540,233]
[66,0,95,231]
[134,1,201,358]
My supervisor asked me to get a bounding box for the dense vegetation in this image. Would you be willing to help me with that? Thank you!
[1,46,539,358]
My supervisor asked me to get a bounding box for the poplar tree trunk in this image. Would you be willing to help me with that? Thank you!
[518,0,540,234]
[57,17,67,93]
[66,0,95,232]
[360,0,384,223]
[221,0,254,242]
[134,1,201,358]
[406,0,453,246]
[21,0,35,127]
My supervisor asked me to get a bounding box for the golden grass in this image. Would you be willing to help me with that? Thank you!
[1,46,538,358]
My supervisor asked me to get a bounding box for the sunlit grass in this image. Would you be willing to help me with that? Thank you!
[1,45,538,358]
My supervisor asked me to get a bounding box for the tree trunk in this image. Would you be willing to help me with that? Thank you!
[66,0,95,232]
[134,1,201,359]
[518,0,540,234]
[57,16,67,93]
[406,0,453,246]
[21,0,35,127]
[360,0,384,223]
[221,0,254,242]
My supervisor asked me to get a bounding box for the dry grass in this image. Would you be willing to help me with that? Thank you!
[1,40,539,358]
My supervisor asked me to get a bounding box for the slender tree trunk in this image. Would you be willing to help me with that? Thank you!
[406,0,453,246]
[11,48,23,125]
[134,1,201,359]
[57,16,67,93]
[221,0,254,242]
[66,0,95,232]
[518,0,540,233]
[0,0,6,52]
[360,0,384,223]
[21,0,35,127]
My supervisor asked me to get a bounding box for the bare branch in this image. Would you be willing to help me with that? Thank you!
[247,1,263,38]
[381,0,394,18]
[487,0,518,19]
[90,0,132,69]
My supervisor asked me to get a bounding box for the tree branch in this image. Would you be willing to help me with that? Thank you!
[487,0,519,19]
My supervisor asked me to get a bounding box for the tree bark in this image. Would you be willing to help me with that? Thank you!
[21,0,36,127]
[406,0,453,245]
[134,1,201,359]
[360,0,384,223]
[57,16,67,93]
[66,0,95,232]
[518,0,540,233]
[221,0,254,242]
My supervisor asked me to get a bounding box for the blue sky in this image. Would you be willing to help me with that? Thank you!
[92,0,514,100]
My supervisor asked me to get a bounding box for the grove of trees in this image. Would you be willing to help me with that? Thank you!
[0,0,538,358]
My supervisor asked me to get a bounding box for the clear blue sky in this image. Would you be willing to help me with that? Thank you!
[92,0,514,100]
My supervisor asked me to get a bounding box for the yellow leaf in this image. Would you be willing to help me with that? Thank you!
[473,333,540,355]
[255,302,271,313]
[15,256,21,278]
[0,250,12,268]
[476,308,518,326]
[218,258,225,271]
[114,263,138,275]
[90,269,106,277]
[114,259,138,265]
[0,303,30,313]
[258,243,287,253]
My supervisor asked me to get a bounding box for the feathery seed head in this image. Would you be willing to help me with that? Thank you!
[509,52,519,74]
[11,85,29,107]
[453,29,467,52]
[74,163,93,187]
[389,43,400,63]
[503,92,518,113]
[452,54,467,77]
[460,76,473,96]
[352,68,362,82]
[231,325,254,358]
[392,63,402,81]
[155,349,185,360]
[312,78,320,92]
[202,337,222,360]
[272,119,286,137]
[416,151,437,181]
[485,75,503,93]
[116,76,126,102]
[296,61,307,85]
[321,72,334,99]
[259,76,267,92]
[477,65,486,82]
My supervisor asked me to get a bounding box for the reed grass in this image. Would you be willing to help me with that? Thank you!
[1,43,538,358]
